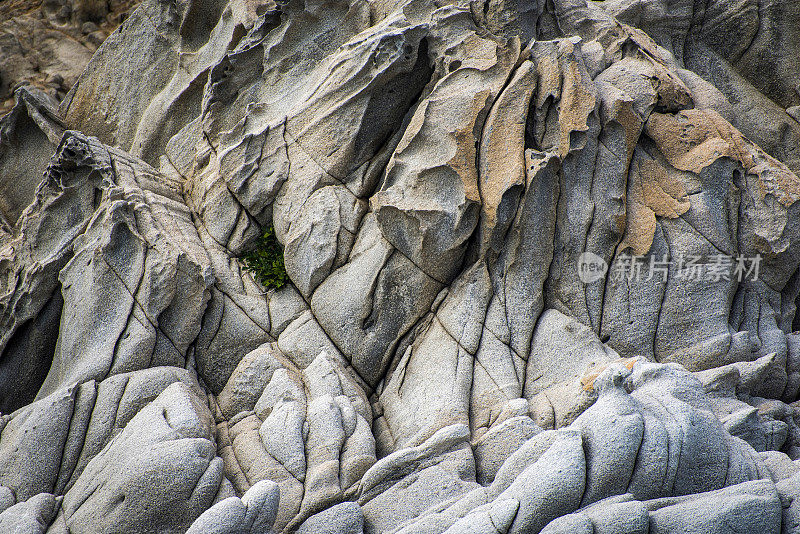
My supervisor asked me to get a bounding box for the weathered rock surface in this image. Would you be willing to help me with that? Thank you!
[1,0,800,531]
[0,0,142,115]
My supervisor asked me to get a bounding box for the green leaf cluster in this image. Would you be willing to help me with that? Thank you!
[240,226,288,290]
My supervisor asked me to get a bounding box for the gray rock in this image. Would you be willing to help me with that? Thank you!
[539,513,594,534]
[2,0,800,532]
[277,311,346,370]
[215,351,375,531]
[777,471,800,534]
[583,499,649,534]
[524,309,620,399]
[61,382,221,533]
[0,486,14,514]
[217,343,289,420]
[359,424,479,533]
[0,131,214,403]
[0,87,63,230]
[417,429,585,534]
[540,495,649,534]
[284,186,366,298]
[0,385,76,501]
[296,501,364,534]
[573,366,644,506]
[185,498,250,534]
[311,213,443,387]
[380,261,492,448]
[195,287,272,394]
[0,493,59,534]
[442,499,520,534]
[186,480,280,534]
[473,416,541,485]
[723,407,788,452]
[267,284,309,339]
[647,480,781,533]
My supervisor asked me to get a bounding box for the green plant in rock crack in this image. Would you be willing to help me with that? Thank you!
[240,226,288,290]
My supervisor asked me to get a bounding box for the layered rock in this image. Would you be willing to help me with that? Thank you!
[1,0,800,531]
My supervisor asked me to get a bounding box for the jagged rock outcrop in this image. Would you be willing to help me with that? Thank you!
[1,0,800,531]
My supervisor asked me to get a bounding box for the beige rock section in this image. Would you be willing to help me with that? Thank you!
[599,0,800,176]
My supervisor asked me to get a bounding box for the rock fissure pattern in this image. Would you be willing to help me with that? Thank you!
[1,0,800,531]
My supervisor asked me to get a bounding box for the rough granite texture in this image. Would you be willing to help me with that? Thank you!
[1,0,800,531]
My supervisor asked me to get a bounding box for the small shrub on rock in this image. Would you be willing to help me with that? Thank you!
[241,226,288,290]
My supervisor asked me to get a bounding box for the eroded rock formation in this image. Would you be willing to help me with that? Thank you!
[1,0,800,531]
[0,0,142,115]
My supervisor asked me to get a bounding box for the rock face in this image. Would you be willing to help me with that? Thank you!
[1,0,800,532]
[0,0,142,115]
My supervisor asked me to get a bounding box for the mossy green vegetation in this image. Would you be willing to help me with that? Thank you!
[240,226,288,290]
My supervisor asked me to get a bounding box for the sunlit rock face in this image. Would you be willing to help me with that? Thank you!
[1,0,800,531]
